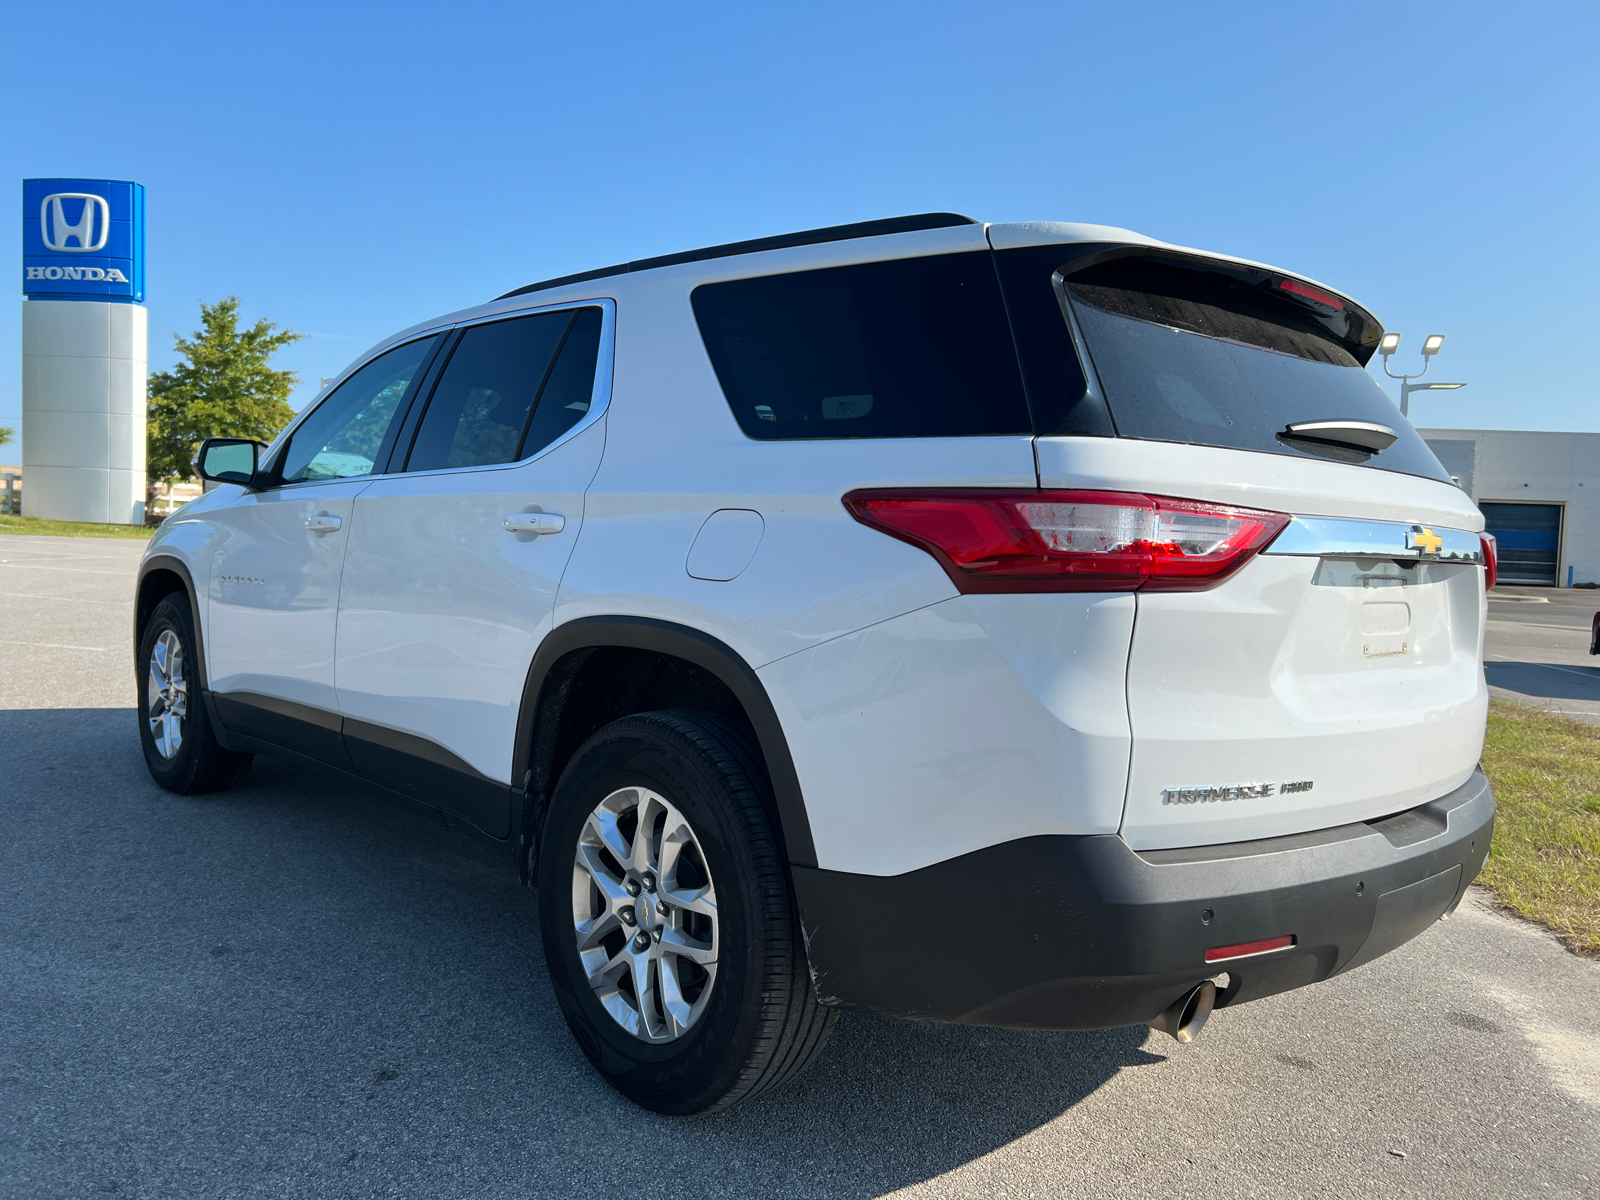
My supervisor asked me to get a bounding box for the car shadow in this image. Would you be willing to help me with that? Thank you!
[1,708,1165,1199]
[1485,659,1600,702]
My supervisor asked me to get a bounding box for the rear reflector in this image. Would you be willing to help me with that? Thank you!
[843,489,1290,594]
[1205,935,1295,963]
[1480,532,1498,590]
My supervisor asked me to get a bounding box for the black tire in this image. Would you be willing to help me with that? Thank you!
[539,710,838,1114]
[137,593,251,794]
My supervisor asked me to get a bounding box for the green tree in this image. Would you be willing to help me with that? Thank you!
[0,426,14,454]
[146,296,303,483]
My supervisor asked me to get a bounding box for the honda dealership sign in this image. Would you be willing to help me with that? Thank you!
[20,178,149,524]
[22,178,145,302]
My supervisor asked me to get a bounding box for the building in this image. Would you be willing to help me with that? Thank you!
[21,179,148,524]
[1419,428,1600,587]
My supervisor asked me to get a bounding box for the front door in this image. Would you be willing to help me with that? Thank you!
[335,303,610,836]
[205,334,441,760]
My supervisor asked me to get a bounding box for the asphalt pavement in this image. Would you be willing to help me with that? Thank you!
[1486,585,1600,723]
[2,532,1598,1200]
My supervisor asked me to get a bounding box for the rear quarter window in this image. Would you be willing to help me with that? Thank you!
[692,253,1031,440]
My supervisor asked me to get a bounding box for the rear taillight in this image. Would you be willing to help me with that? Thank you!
[843,489,1291,593]
[1480,532,1498,589]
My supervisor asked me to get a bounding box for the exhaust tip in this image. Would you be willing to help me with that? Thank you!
[1148,980,1217,1043]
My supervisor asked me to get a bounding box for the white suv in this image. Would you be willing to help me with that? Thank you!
[137,214,1496,1114]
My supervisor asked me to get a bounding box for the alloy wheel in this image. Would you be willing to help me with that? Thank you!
[571,786,719,1042]
[147,629,187,760]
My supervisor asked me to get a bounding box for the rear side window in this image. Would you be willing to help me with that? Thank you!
[517,307,602,458]
[1017,248,1451,482]
[405,307,602,473]
[692,253,1031,440]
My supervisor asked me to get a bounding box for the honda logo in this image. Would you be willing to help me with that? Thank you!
[39,193,110,253]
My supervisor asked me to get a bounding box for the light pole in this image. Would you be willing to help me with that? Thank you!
[1379,333,1466,417]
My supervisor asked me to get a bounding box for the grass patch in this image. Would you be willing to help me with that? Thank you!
[1480,699,1600,957]
[0,514,153,540]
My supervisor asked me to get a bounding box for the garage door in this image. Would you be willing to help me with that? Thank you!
[1479,502,1562,585]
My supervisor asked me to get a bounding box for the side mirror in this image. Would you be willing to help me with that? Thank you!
[195,438,265,488]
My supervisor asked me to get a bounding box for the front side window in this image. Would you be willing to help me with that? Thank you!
[277,336,438,484]
[692,253,1031,440]
[404,307,603,473]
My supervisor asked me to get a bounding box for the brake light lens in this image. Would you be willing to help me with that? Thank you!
[1277,277,1346,311]
[843,490,1291,593]
[1480,532,1497,589]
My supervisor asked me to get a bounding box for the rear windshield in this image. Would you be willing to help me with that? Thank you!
[1055,250,1450,481]
[692,253,1031,440]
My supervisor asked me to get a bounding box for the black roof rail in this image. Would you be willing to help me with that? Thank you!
[496,212,978,300]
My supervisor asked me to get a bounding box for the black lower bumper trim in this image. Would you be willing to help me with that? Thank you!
[792,771,1494,1030]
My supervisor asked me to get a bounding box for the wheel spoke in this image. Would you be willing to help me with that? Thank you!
[659,956,694,1036]
[574,842,629,902]
[584,806,633,866]
[581,940,630,987]
[575,909,622,953]
[632,948,662,1038]
[657,810,694,885]
[659,882,717,921]
[660,926,716,966]
[631,794,663,875]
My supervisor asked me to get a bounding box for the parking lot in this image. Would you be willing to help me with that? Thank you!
[1487,585,1600,723]
[3,531,1598,1199]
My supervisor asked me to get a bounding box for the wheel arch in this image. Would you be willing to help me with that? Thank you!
[513,617,817,881]
[135,555,206,682]
[136,553,246,752]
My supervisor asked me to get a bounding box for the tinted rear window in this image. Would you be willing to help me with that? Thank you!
[988,246,1451,482]
[1056,251,1450,481]
[692,253,1031,440]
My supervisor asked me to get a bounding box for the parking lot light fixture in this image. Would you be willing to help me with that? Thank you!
[1381,330,1463,417]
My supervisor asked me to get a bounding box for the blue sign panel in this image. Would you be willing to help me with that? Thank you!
[22,178,144,303]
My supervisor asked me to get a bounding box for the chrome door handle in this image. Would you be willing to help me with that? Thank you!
[305,514,343,533]
[503,512,565,536]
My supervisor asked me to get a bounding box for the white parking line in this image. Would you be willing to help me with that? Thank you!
[0,563,137,577]
[0,639,108,652]
[0,590,131,605]
[1488,619,1593,632]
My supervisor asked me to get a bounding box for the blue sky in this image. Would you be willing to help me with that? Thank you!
[2,0,1597,449]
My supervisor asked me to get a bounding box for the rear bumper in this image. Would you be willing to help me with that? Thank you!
[792,770,1494,1029]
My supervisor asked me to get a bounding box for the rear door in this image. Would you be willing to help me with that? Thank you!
[1002,242,1489,850]
[333,302,611,837]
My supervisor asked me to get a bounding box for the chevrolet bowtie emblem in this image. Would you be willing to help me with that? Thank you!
[1406,525,1443,555]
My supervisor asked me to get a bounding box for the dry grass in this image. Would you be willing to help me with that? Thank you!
[1479,699,1600,957]
[0,514,152,540]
